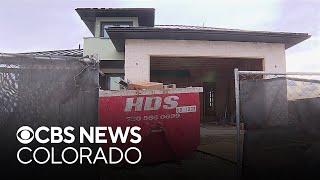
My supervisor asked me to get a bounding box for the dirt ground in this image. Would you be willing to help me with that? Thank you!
[101,123,241,180]
[199,123,244,162]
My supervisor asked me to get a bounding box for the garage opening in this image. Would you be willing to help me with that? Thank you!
[150,56,263,124]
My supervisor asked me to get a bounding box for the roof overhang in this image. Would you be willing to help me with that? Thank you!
[106,27,311,52]
[76,8,155,35]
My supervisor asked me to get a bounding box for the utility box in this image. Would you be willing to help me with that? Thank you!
[99,87,203,163]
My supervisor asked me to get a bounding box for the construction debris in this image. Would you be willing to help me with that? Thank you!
[126,82,178,90]
[118,79,129,88]
[128,82,164,90]
[163,84,176,89]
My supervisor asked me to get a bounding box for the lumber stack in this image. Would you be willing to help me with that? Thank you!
[127,82,176,90]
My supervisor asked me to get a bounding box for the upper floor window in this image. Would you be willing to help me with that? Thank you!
[100,21,133,38]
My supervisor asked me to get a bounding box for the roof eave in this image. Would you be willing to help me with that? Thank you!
[75,8,155,35]
[107,29,311,52]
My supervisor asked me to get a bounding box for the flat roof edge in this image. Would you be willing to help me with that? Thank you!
[107,29,311,51]
[106,27,310,38]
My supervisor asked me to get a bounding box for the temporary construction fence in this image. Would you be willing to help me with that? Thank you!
[0,53,99,179]
[0,54,99,125]
[234,69,320,179]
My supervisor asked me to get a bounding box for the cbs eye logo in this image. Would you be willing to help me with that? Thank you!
[16,126,34,144]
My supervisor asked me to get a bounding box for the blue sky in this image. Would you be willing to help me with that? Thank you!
[0,0,319,72]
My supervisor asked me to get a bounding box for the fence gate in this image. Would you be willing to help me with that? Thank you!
[234,69,320,179]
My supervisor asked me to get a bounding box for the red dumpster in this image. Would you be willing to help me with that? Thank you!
[99,87,203,163]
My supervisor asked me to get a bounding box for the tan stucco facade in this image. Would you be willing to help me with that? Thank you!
[83,16,139,61]
[125,39,286,82]
[83,37,124,60]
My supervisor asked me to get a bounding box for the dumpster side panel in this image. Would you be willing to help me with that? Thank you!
[99,92,200,163]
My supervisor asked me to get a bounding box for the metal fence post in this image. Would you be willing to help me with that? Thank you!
[234,68,241,178]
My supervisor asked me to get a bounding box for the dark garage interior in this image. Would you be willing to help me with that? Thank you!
[150,56,263,124]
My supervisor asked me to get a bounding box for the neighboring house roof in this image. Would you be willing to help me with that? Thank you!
[76,8,155,35]
[106,25,311,52]
[19,49,83,57]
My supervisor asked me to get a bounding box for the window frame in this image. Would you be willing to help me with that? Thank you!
[100,21,133,38]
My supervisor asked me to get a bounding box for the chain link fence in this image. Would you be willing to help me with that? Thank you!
[234,69,320,179]
[0,53,99,179]
[0,53,99,127]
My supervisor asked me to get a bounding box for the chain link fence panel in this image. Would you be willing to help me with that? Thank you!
[236,71,320,179]
[0,53,99,179]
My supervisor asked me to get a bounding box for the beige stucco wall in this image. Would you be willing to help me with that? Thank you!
[83,37,124,60]
[83,17,139,60]
[125,39,286,82]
